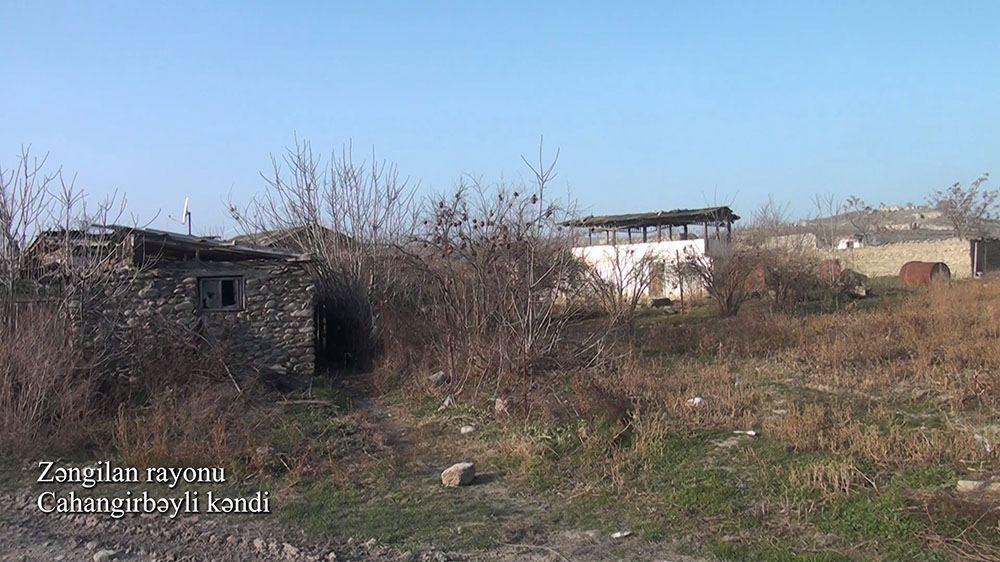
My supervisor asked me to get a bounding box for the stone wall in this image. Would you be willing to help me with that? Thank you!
[109,260,315,377]
[832,238,971,279]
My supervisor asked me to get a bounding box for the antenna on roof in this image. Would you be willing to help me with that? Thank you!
[170,197,192,235]
[182,197,191,235]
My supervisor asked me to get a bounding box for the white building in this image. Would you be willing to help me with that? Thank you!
[836,236,864,250]
[563,207,738,302]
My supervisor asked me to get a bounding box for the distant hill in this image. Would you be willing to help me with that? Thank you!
[795,204,1000,247]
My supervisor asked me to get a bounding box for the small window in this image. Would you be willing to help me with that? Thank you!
[199,277,244,311]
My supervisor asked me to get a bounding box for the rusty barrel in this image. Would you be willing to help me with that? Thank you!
[899,261,951,288]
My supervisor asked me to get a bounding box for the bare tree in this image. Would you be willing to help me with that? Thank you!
[0,146,58,299]
[927,173,997,239]
[811,192,841,250]
[401,144,583,395]
[228,139,418,368]
[582,244,655,328]
[682,242,760,317]
[842,196,884,243]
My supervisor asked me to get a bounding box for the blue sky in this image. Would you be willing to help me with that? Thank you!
[3,1,999,232]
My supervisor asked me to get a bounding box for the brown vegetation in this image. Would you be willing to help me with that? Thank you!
[0,148,266,465]
[630,281,1000,464]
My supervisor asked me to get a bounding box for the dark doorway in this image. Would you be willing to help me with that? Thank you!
[971,239,1000,276]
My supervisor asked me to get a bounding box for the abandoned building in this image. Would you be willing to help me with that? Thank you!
[231,224,351,253]
[25,225,316,377]
[562,206,739,300]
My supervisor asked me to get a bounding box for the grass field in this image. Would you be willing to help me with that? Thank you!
[3,278,995,560]
[266,278,999,560]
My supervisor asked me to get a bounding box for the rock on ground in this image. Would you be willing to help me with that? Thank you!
[441,462,476,487]
[93,549,118,561]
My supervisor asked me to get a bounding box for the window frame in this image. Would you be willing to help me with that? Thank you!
[198,276,245,312]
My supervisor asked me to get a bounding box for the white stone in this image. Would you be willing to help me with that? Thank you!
[437,396,456,411]
[282,542,300,558]
[441,462,476,487]
[956,480,1000,494]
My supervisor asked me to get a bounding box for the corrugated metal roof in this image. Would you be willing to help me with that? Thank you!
[31,224,310,262]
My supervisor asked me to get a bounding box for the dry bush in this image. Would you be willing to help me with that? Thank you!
[230,139,418,369]
[0,303,259,462]
[398,148,584,395]
[0,147,262,463]
[569,375,633,426]
[0,307,95,456]
[759,248,824,310]
[113,382,265,469]
[682,241,761,316]
[581,244,655,330]
[108,313,266,468]
[745,196,827,310]
[0,147,140,456]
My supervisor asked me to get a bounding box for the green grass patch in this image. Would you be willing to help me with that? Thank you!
[815,491,938,560]
[281,476,522,549]
[711,542,853,562]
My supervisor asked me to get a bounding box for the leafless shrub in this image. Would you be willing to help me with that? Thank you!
[928,173,997,239]
[402,146,583,394]
[682,241,760,317]
[810,192,842,250]
[760,250,822,309]
[679,195,828,316]
[229,139,418,369]
[581,244,655,329]
[0,147,245,460]
[742,197,825,310]
[842,195,885,243]
[0,307,94,456]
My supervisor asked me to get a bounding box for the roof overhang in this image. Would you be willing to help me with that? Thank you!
[561,206,739,230]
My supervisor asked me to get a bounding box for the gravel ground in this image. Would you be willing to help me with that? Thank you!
[0,490,394,562]
[1,488,703,561]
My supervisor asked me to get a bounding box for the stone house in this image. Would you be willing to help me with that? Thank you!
[26,225,316,377]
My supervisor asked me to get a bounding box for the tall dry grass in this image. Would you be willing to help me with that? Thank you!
[0,306,270,466]
[0,308,96,456]
[113,382,266,469]
[499,280,1000,478]
[643,280,1000,411]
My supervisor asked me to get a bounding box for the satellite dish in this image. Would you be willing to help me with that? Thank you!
[169,197,192,235]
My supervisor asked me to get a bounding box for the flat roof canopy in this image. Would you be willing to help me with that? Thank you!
[562,206,739,230]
